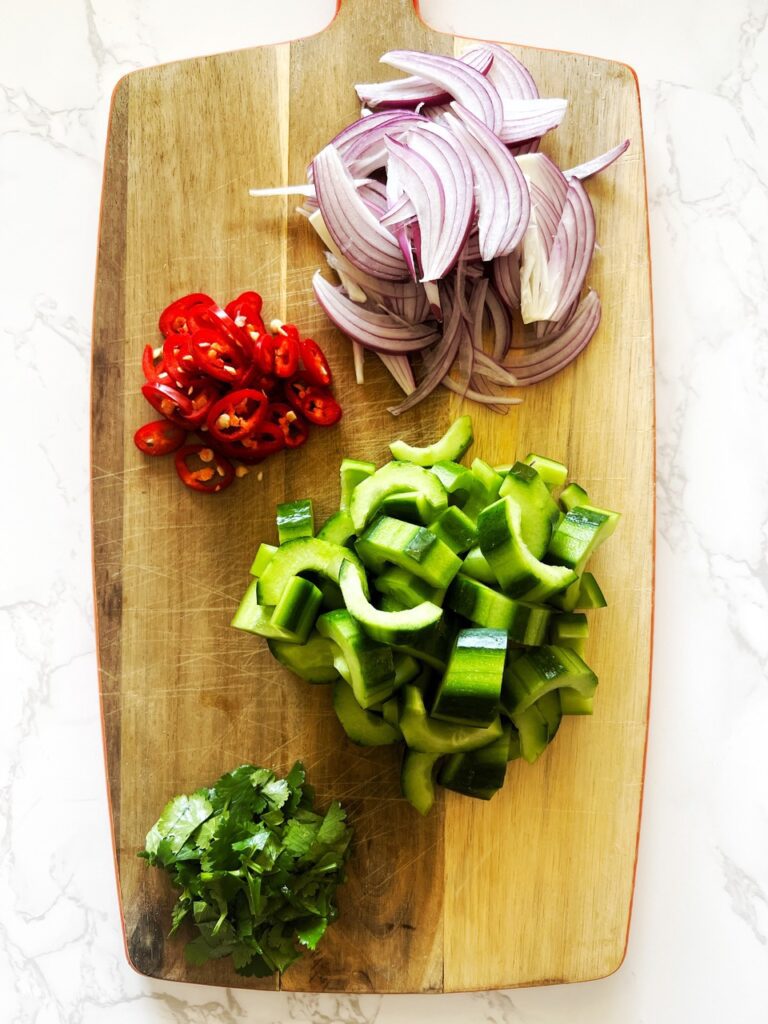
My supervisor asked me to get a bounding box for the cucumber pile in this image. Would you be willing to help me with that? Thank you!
[233,416,619,814]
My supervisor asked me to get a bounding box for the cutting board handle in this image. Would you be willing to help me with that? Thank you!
[331,0,422,33]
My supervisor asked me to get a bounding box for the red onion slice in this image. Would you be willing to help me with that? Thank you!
[507,290,601,383]
[324,251,431,322]
[312,144,408,281]
[566,139,630,180]
[378,353,416,394]
[356,47,493,110]
[496,98,568,145]
[492,249,521,313]
[312,271,440,354]
[463,44,539,102]
[327,110,427,178]
[485,283,513,360]
[381,51,504,135]
[447,104,530,260]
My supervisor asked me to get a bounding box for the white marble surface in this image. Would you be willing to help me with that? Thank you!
[3,0,767,1020]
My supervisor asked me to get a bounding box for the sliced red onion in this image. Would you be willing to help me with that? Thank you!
[381,51,503,135]
[440,377,522,406]
[380,191,417,227]
[492,250,521,313]
[312,271,439,353]
[388,284,464,415]
[565,139,630,180]
[446,104,530,260]
[485,283,513,360]
[507,290,601,383]
[327,110,427,178]
[356,47,493,110]
[471,348,520,386]
[548,178,596,323]
[384,137,447,282]
[463,44,538,102]
[312,144,408,280]
[352,342,366,383]
[325,251,431,321]
[378,353,416,394]
[496,98,568,145]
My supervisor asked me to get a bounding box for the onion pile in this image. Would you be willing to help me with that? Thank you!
[251,45,629,414]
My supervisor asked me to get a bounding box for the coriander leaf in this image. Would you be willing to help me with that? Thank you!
[282,820,319,857]
[261,778,290,810]
[296,916,328,951]
[316,801,349,849]
[144,792,213,859]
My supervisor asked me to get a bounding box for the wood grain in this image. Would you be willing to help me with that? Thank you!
[91,0,654,993]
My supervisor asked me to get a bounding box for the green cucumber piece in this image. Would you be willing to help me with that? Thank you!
[463,458,504,519]
[502,645,597,716]
[560,482,589,513]
[267,632,339,683]
[350,462,448,532]
[507,725,522,761]
[546,504,620,571]
[431,628,507,728]
[374,565,445,608]
[379,594,407,612]
[510,703,550,763]
[257,537,369,605]
[399,684,504,754]
[231,579,291,641]
[382,697,401,729]
[355,516,461,589]
[522,453,568,490]
[380,490,433,524]
[498,461,560,559]
[429,460,480,506]
[439,723,511,800]
[401,750,442,815]
[394,653,420,687]
[276,499,314,543]
[338,559,442,644]
[249,542,277,577]
[340,458,375,510]
[477,497,577,601]
[536,689,562,742]
[389,415,474,466]
[392,612,459,673]
[316,609,396,708]
[574,571,608,609]
[333,681,400,746]
[317,509,355,546]
[494,464,512,475]
[461,545,498,585]
[428,506,478,554]
[446,575,551,645]
[549,612,589,656]
[270,576,323,643]
[559,689,595,715]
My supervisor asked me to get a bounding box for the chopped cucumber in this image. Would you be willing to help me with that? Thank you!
[399,684,504,754]
[389,415,474,466]
[267,632,339,683]
[316,609,396,708]
[236,416,618,812]
[338,559,442,645]
[333,681,400,746]
[478,497,577,601]
[276,499,314,543]
[350,461,448,532]
[431,629,508,728]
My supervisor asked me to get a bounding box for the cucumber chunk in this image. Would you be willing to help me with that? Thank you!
[401,750,442,815]
[350,462,448,532]
[478,497,577,601]
[267,632,339,683]
[559,482,589,513]
[446,574,551,645]
[461,545,498,585]
[399,684,504,754]
[257,537,369,605]
[249,542,277,577]
[498,462,560,558]
[439,724,511,800]
[374,565,445,608]
[389,415,474,466]
[317,509,355,546]
[276,499,314,544]
[270,576,323,642]
[574,571,608,609]
[356,516,462,589]
[317,609,396,708]
[546,504,620,572]
[338,559,442,644]
[549,612,589,656]
[333,681,400,746]
[522,453,568,490]
[510,703,550,763]
[428,506,478,554]
[431,629,508,728]
[340,458,375,510]
[502,645,597,716]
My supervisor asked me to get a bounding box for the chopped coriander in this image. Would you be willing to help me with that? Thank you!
[139,762,353,976]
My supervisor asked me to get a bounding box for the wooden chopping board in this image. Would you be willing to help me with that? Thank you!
[91,0,654,993]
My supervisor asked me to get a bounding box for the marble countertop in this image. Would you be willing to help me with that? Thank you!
[3,0,767,1020]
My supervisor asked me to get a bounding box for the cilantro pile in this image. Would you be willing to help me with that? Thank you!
[139,762,353,976]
